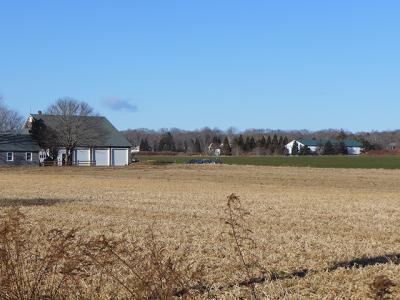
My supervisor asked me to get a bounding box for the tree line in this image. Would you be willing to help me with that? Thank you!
[137,132,290,155]
[124,127,392,155]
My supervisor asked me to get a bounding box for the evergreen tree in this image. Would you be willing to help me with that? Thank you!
[140,138,151,151]
[212,136,221,144]
[291,141,299,155]
[249,136,257,150]
[235,135,245,152]
[299,144,312,155]
[335,141,348,155]
[194,138,202,153]
[221,137,232,155]
[323,141,335,155]
[282,136,289,146]
[243,137,251,152]
[276,145,285,155]
[275,136,287,154]
[30,118,59,159]
[266,136,272,149]
[258,136,266,148]
[271,134,279,153]
[158,132,176,151]
[272,134,279,146]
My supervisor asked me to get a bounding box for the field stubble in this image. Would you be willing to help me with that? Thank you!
[0,164,400,299]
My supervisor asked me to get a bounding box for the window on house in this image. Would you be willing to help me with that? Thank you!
[26,152,32,161]
[6,152,13,161]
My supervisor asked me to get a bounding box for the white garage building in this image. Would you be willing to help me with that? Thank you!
[28,114,131,166]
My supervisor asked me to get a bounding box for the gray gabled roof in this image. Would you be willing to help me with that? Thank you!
[0,134,41,152]
[31,114,132,148]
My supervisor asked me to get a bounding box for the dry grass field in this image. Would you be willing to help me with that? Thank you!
[1,164,400,299]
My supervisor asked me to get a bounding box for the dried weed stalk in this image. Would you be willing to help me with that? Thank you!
[224,193,265,300]
[82,227,205,299]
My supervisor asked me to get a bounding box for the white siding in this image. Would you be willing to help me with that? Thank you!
[39,150,47,163]
[75,149,91,166]
[347,147,362,155]
[112,148,129,166]
[57,148,66,166]
[94,149,110,166]
[309,146,318,152]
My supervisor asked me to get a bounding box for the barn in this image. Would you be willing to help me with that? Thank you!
[285,139,363,155]
[27,114,132,166]
[0,133,41,165]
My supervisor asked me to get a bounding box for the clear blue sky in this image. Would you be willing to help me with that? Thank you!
[1,1,399,131]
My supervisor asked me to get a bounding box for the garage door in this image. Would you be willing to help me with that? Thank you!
[112,149,128,166]
[75,149,90,166]
[94,149,109,166]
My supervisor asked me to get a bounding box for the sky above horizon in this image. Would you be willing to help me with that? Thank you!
[1,1,399,132]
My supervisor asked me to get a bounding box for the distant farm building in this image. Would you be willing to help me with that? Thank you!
[285,139,363,155]
[25,113,131,166]
[208,143,222,156]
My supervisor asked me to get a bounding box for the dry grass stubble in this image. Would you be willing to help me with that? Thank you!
[0,164,400,298]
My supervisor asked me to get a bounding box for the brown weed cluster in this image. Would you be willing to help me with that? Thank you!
[0,208,208,299]
[0,209,85,299]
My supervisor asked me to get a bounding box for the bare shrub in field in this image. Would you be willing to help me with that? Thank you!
[83,228,205,299]
[369,275,396,300]
[223,193,266,299]
[0,208,206,299]
[0,208,89,300]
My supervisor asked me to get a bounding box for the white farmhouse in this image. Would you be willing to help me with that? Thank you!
[285,139,363,155]
[208,142,222,156]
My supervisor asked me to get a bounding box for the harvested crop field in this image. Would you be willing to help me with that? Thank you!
[1,164,400,299]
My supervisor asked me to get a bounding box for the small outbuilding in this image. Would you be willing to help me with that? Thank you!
[0,133,41,165]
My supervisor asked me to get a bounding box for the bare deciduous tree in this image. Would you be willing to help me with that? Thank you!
[47,97,94,116]
[0,96,23,133]
[43,98,96,164]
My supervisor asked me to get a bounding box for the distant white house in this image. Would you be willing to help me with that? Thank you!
[208,143,222,156]
[285,139,363,155]
[131,145,140,154]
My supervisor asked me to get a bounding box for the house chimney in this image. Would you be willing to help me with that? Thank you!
[38,110,42,115]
